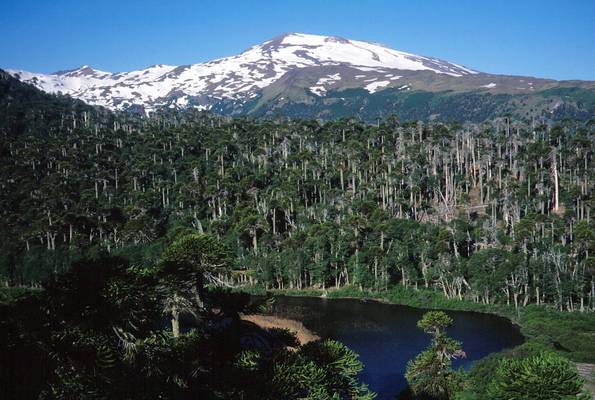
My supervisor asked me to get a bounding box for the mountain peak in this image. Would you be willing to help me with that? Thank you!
[53,65,111,78]
[262,32,354,49]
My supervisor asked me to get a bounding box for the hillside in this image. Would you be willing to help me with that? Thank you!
[0,71,593,317]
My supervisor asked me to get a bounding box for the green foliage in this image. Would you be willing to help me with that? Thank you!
[462,338,571,399]
[262,340,375,400]
[406,311,465,399]
[0,286,35,305]
[234,350,261,371]
[0,69,111,136]
[405,349,466,400]
[160,232,230,277]
[0,250,376,399]
[487,352,585,400]
[519,306,595,363]
[2,74,594,320]
[249,86,595,123]
[417,311,453,336]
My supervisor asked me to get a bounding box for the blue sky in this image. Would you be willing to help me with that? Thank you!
[1,0,594,80]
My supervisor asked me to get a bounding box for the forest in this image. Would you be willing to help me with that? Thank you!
[1,69,594,399]
[2,66,594,312]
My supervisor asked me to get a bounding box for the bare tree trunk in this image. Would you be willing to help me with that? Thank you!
[194,274,205,310]
[552,149,560,213]
[171,295,180,338]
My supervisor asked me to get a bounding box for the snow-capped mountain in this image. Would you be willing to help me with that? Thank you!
[7,32,594,120]
[7,33,480,112]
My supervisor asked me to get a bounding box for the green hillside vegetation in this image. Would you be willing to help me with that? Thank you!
[242,85,595,122]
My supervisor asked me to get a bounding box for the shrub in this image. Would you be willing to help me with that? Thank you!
[487,352,586,400]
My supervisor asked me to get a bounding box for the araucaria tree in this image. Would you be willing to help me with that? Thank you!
[405,311,465,399]
[487,352,588,400]
[3,104,593,313]
[158,233,230,335]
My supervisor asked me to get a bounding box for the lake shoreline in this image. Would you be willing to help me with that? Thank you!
[238,286,595,362]
[254,293,525,399]
[241,286,524,331]
[241,313,320,345]
[243,287,595,397]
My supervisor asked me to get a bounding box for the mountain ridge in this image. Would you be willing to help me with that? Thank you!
[5,32,595,121]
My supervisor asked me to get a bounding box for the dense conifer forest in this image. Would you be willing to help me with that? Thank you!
[1,69,594,399]
[2,69,594,312]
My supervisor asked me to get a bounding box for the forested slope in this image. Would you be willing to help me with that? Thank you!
[1,70,594,312]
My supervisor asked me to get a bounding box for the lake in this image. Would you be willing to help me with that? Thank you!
[267,295,524,399]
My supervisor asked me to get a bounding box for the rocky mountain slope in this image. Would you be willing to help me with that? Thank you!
[6,33,595,121]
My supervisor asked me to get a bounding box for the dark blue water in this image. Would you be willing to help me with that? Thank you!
[269,296,524,399]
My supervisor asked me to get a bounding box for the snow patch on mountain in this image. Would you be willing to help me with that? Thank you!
[310,73,342,96]
[365,80,392,93]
